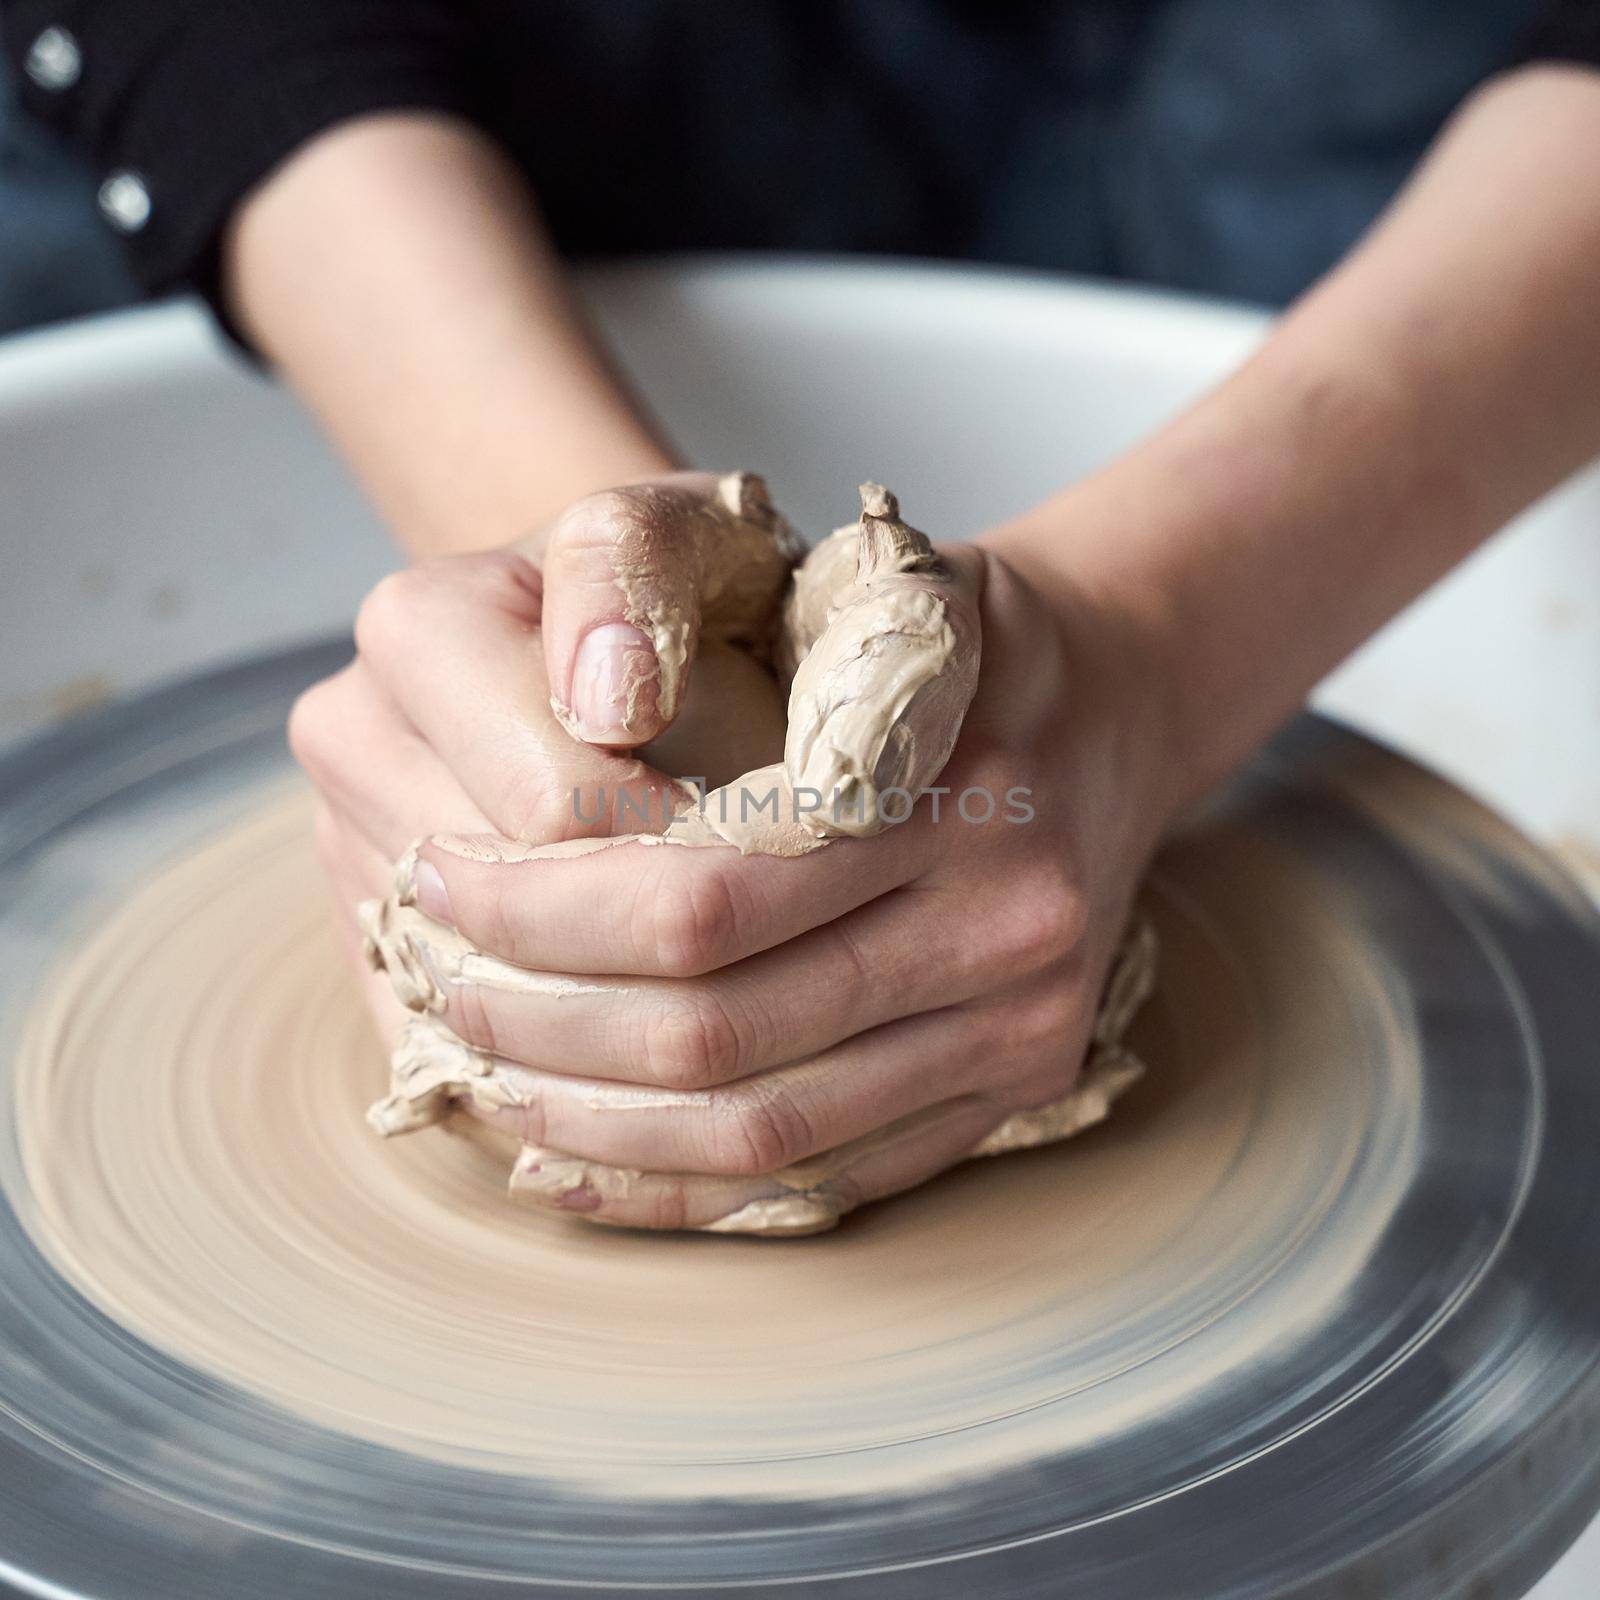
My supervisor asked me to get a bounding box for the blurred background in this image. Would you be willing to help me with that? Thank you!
[0,1,1552,339]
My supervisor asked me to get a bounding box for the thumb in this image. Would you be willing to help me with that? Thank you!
[538,471,797,748]
[783,484,983,838]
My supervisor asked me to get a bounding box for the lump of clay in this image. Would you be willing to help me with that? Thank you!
[361,476,1155,1235]
[634,479,981,856]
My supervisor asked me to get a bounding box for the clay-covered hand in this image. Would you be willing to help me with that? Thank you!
[362,482,1173,1234]
[287,472,795,1043]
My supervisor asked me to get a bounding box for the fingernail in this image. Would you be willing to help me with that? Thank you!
[571,622,657,742]
[411,858,454,926]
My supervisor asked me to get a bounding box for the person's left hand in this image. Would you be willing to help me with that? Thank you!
[373,535,1178,1231]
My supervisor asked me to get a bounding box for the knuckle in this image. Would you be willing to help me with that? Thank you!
[552,488,648,554]
[825,917,874,1007]
[451,980,502,1059]
[465,866,528,966]
[642,865,743,977]
[353,566,429,661]
[643,992,744,1089]
[287,678,343,783]
[998,987,1081,1056]
[355,553,540,666]
[519,1090,552,1149]
[701,1086,812,1176]
[1008,1048,1087,1113]
[547,487,687,589]
[1004,866,1088,970]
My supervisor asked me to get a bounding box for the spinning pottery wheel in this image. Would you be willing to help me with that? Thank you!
[0,639,1598,1600]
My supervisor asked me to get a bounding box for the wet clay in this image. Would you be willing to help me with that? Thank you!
[11,787,1418,1499]
[545,477,979,857]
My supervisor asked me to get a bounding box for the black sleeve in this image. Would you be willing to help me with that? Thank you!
[0,0,484,329]
[1516,0,1600,67]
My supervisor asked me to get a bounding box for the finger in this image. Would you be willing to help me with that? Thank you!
[406,807,935,976]
[511,1094,1006,1235]
[290,662,494,858]
[353,548,687,842]
[366,927,1156,1229]
[541,472,796,748]
[783,487,982,839]
[395,999,1000,1174]
[424,878,1058,1085]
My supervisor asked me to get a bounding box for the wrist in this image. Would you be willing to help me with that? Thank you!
[976,531,1192,852]
[225,113,682,561]
[982,331,1440,812]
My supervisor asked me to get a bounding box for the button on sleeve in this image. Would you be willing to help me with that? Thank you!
[2,1,484,349]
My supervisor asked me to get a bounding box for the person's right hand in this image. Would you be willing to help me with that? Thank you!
[287,471,791,1047]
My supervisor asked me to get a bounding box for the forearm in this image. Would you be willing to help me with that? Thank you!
[224,113,675,558]
[988,64,1600,805]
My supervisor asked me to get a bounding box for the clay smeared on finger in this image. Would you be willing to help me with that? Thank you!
[547,471,801,743]
[781,484,982,841]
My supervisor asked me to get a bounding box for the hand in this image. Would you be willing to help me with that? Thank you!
[288,471,793,1045]
[365,524,1178,1233]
